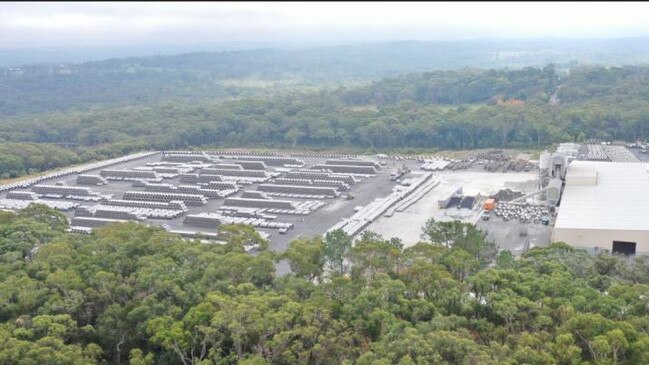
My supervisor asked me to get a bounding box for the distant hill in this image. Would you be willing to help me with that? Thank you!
[2,38,649,116]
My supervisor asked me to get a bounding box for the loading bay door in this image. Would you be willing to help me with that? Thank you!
[612,241,637,255]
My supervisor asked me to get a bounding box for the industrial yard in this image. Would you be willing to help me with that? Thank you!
[0,148,550,255]
[1,141,646,257]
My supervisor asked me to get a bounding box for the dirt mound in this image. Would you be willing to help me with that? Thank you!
[490,188,524,202]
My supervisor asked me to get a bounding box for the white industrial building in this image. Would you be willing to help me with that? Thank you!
[552,161,649,254]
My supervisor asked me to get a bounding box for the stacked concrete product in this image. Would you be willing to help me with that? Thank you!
[258,184,338,197]
[0,198,78,211]
[286,170,356,185]
[71,217,128,228]
[275,177,348,190]
[100,198,187,211]
[325,159,380,169]
[312,164,377,174]
[183,214,222,228]
[236,161,267,170]
[241,191,270,200]
[207,181,237,190]
[224,197,295,210]
[6,191,39,200]
[212,163,244,170]
[161,153,214,163]
[123,191,208,206]
[143,183,224,199]
[100,169,158,180]
[32,185,96,196]
[201,168,267,178]
[0,151,157,193]
[88,208,144,221]
[77,175,109,186]
[231,156,303,166]
[180,173,222,184]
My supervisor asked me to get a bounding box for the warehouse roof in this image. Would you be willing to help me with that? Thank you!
[555,161,649,231]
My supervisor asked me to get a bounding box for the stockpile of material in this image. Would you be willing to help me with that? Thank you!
[76,206,144,221]
[286,170,356,185]
[6,191,39,200]
[123,191,208,206]
[0,199,78,211]
[77,175,109,186]
[201,168,267,178]
[212,163,244,170]
[494,203,547,223]
[32,185,97,197]
[311,164,377,175]
[161,153,215,163]
[602,145,639,162]
[143,183,226,199]
[329,173,432,236]
[236,161,267,170]
[325,159,380,169]
[258,184,338,198]
[0,151,157,193]
[224,197,295,210]
[101,199,187,211]
[71,217,128,228]
[180,173,222,184]
[205,181,238,191]
[586,145,608,161]
[241,191,270,200]
[184,212,293,230]
[101,169,158,180]
[230,155,303,166]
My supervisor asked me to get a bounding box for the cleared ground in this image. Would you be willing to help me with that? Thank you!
[363,170,550,250]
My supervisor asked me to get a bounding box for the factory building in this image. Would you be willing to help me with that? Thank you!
[552,161,649,254]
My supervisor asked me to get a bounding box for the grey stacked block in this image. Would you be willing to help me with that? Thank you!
[311,164,376,175]
[274,178,313,186]
[183,214,222,228]
[212,163,243,170]
[100,169,158,179]
[325,159,380,169]
[93,208,144,221]
[201,168,267,178]
[274,178,348,190]
[241,191,270,200]
[101,199,187,211]
[180,173,222,184]
[6,191,39,200]
[162,154,214,163]
[233,156,303,166]
[224,197,295,210]
[77,174,109,185]
[32,185,96,196]
[285,171,355,184]
[311,179,350,191]
[123,191,207,206]
[236,161,267,170]
[258,184,338,197]
[207,181,237,190]
[71,217,128,228]
[143,183,223,199]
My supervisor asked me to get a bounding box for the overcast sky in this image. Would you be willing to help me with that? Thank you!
[2,2,649,49]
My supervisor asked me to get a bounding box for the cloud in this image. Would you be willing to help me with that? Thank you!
[1,2,649,48]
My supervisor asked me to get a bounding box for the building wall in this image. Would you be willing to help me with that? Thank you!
[552,228,649,254]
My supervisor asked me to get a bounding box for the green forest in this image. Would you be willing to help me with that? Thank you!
[2,64,649,180]
[2,204,649,364]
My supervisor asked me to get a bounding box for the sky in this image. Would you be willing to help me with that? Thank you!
[2,1,649,49]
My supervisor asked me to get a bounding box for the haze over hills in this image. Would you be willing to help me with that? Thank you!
[3,37,649,116]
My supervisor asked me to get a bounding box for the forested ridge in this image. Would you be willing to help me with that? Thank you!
[5,37,649,116]
[2,65,649,163]
[2,205,649,364]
